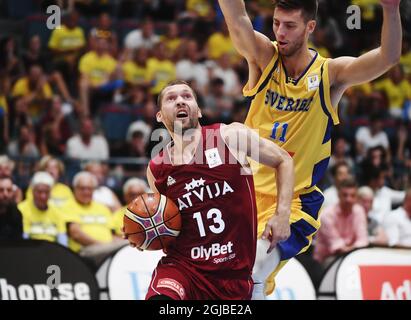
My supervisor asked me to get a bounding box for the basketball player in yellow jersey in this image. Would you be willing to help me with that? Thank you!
[219,0,403,299]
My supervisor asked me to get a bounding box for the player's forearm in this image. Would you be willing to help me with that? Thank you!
[379,5,402,66]
[274,153,294,216]
[218,0,257,61]
[218,0,248,27]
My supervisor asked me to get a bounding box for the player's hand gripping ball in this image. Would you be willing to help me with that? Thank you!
[123,193,181,250]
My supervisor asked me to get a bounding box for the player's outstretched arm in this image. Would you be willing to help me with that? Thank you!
[218,0,274,71]
[329,0,402,92]
[221,122,294,253]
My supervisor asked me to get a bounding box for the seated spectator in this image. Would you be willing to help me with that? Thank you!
[373,65,411,119]
[63,171,115,253]
[314,178,369,266]
[357,186,388,246]
[210,53,242,96]
[66,117,109,161]
[18,172,67,246]
[124,19,160,50]
[0,155,22,202]
[121,48,151,87]
[382,188,411,248]
[160,22,182,60]
[113,178,149,237]
[0,176,23,240]
[84,161,121,212]
[206,22,239,64]
[23,35,73,104]
[323,161,352,209]
[365,165,405,224]
[78,37,122,115]
[88,12,118,57]
[26,156,73,207]
[0,36,23,83]
[176,40,208,94]
[203,77,234,123]
[7,125,40,158]
[355,112,390,162]
[48,10,86,85]
[147,42,177,96]
[328,137,354,170]
[11,64,53,120]
[38,95,73,156]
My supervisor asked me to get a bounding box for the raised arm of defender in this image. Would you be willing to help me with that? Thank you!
[221,122,294,252]
[218,0,274,71]
[329,0,402,104]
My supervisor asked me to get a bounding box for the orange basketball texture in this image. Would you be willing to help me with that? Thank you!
[123,193,181,250]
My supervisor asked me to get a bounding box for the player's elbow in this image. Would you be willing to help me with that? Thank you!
[381,50,401,68]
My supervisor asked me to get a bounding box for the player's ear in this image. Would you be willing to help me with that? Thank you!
[197,108,202,119]
[307,20,316,34]
[156,111,163,123]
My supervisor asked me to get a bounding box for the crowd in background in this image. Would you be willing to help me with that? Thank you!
[0,0,411,274]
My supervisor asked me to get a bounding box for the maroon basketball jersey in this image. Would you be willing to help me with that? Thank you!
[149,124,257,280]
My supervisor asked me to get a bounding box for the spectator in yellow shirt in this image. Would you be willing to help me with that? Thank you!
[121,48,151,87]
[48,11,86,82]
[78,37,123,115]
[11,64,53,119]
[64,171,115,253]
[147,42,176,95]
[160,22,182,61]
[26,156,74,207]
[19,172,68,246]
[207,22,239,64]
[186,0,213,19]
[373,65,411,119]
[113,178,149,237]
[88,12,118,57]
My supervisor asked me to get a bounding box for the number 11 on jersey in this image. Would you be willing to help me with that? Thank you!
[271,122,288,142]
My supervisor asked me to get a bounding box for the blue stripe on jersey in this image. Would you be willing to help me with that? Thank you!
[309,157,330,188]
[322,117,333,144]
[252,59,280,98]
[277,218,317,260]
[299,189,325,220]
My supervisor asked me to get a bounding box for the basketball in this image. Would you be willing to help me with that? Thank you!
[123,193,181,250]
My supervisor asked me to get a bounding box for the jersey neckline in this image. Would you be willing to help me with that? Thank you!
[280,48,318,86]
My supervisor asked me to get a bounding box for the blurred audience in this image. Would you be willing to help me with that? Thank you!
[84,161,122,212]
[66,117,109,160]
[357,186,388,246]
[314,178,369,266]
[26,156,74,207]
[18,171,67,246]
[0,176,23,240]
[382,188,411,248]
[113,177,149,237]
[63,171,115,253]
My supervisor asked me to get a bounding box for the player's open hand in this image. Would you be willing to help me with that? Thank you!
[380,0,401,8]
[262,213,291,254]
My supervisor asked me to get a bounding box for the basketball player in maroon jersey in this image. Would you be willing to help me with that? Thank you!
[133,80,293,300]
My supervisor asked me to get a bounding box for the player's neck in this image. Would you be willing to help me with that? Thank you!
[169,127,202,165]
[281,46,315,80]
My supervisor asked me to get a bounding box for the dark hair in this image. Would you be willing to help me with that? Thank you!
[157,80,197,109]
[273,0,318,21]
[338,177,357,190]
[330,161,349,178]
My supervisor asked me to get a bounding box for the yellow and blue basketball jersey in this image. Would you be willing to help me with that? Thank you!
[244,42,340,293]
[245,41,339,199]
